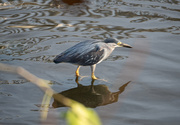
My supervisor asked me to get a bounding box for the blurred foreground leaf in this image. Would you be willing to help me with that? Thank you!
[41,92,52,120]
[65,102,101,125]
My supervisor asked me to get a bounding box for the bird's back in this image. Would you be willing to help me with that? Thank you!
[53,40,105,66]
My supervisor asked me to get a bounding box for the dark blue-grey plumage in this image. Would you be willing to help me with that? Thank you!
[53,40,105,66]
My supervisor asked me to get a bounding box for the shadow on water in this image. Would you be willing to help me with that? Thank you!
[52,76,131,108]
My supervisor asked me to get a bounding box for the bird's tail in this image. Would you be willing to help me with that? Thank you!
[53,54,63,64]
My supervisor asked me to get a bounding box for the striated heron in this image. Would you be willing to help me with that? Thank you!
[53,38,132,80]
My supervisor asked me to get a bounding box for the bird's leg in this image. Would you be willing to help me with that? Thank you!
[90,65,108,82]
[75,66,88,80]
[91,65,98,80]
[75,66,80,77]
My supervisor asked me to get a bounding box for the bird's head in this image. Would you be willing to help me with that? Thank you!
[104,38,132,48]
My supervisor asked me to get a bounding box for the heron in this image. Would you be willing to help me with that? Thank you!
[53,38,132,80]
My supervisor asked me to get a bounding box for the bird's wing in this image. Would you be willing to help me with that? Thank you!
[75,44,105,66]
[53,40,105,65]
[68,42,105,66]
[53,40,94,63]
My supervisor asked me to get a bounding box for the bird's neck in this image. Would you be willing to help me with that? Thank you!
[106,43,116,51]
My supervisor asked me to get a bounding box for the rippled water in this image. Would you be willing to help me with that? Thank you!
[0,0,180,125]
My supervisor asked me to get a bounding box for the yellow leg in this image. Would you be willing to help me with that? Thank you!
[91,72,98,80]
[75,66,80,76]
[91,65,98,80]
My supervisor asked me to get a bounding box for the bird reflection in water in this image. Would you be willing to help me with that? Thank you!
[52,77,131,108]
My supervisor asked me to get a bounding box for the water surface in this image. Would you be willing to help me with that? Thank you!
[0,0,180,125]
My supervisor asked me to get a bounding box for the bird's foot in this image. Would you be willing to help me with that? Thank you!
[76,75,88,81]
[91,75,98,80]
[96,78,108,82]
[91,75,108,82]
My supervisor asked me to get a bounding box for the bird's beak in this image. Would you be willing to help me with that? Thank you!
[121,43,132,48]
[118,42,132,48]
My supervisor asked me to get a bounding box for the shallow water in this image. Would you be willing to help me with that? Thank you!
[0,0,180,125]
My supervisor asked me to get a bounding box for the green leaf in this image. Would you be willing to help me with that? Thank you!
[65,102,101,125]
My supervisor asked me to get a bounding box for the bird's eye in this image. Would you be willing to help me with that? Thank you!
[117,42,122,45]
